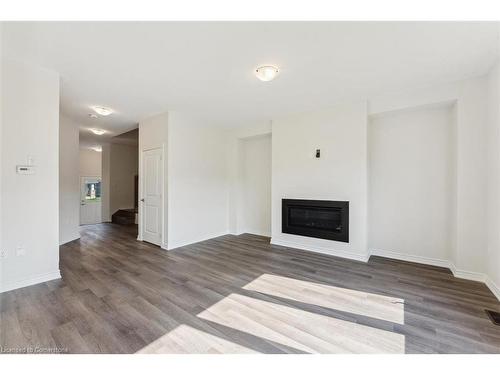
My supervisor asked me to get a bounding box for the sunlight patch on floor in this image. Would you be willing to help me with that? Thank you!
[198,293,405,353]
[243,274,405,324]
[137,324,258,354]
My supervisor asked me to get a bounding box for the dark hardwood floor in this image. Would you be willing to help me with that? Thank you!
[1,223,500,353]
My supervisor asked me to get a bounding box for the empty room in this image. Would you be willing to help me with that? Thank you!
[1,4,500,370]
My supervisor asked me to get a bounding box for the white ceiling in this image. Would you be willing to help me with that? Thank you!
[2,22,499,138]
[79,128,138,150]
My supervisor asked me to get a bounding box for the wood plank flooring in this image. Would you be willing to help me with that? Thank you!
[1,223,500,353]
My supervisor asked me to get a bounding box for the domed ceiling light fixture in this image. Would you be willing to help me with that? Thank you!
[90,128,106,135]
[91,105,114,116]
[255,65,280,82]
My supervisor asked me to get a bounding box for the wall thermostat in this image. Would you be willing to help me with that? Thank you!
[16,165,36,175]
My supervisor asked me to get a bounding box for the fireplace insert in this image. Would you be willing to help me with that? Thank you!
[282,199,349,242]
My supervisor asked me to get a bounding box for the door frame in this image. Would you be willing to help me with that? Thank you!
[138,144,166,249]
[79,175,102,225]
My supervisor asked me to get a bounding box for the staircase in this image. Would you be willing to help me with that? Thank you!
[111,209,137,225]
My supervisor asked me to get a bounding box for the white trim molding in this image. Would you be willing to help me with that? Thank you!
[448,263,486,282]
[269,243,499,302]
[368,248,498,301]
[485,277,500,301]
[0,270,61,294]
[368,248,451,269]
[59,234,81,246]
[167,231,230,251]
[271,238,370,263]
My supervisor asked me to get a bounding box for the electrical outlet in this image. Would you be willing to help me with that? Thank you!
[0,249,7,259]
[16,246,26,257]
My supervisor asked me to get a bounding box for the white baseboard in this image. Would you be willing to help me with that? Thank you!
[269,242,499,302]
[243,229,272,238]
[368,248,451,269]
[167,231,230,251]
[368,248,498,301]
[486,276,500,301]
[1,270,61,294]
[59,234,81,246]
[271,238,370,262]
[448,263,486,282]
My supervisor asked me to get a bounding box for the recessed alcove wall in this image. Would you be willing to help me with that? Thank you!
[238,134,272,237]
[368,104,456,262]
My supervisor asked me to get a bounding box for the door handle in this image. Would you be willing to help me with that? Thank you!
[140,198,145,202]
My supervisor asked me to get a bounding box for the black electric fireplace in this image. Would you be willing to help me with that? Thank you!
[282,199,349,242]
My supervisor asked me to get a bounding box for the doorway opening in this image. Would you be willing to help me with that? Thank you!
[80,176,102,225]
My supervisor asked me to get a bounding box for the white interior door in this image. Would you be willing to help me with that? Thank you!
[80,176,102,225]
[142,148,163,246]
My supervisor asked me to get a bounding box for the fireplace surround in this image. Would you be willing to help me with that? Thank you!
[282,199,349,242]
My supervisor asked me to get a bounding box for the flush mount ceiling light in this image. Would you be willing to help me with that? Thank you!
[91,105,114,116]
[90,128,106,135]
[255,65,280,82]
[92,146,102,152]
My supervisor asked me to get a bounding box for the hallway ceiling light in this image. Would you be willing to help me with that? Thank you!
[90,128,106,135]
[91,106,114,116]
[255,65,280,82]
[92,146,102,152]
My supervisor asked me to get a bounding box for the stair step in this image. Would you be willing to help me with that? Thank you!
[112,209,137,225]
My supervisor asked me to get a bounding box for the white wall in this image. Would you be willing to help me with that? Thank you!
[266,75,498,298]
[454,78,488,275]
[101,142,111,222]
[109,143,138,215]
[0,25,4,286]
[369,105,454,262]
[167,112,230,249]
[79,148,102,177]
[486,62,500,299]
[0,59,60,293]
[227,121,272,235]
[271,101,369,261]
[368,76,490,282]
[239,134,272,236]
[59,115,80,244]
[138,112,168,247]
